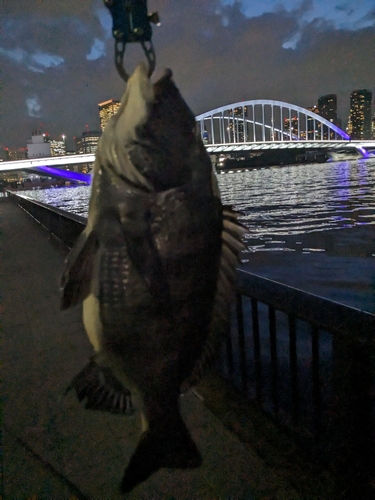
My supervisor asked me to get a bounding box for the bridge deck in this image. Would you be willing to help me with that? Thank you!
[0,197,303,499]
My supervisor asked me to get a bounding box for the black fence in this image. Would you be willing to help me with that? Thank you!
[222,271,375,497]
[8,191,375,496]
[8,191,86,248]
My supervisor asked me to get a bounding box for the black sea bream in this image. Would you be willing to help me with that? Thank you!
[61,63,246,493]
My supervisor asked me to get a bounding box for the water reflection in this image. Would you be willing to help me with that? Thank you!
[17,184,92,217]
[217,158,375,252]
[18,158,375,254]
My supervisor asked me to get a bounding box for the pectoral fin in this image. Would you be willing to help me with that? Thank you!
[61,229,99,310]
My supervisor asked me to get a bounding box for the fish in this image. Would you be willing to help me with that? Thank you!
[61,62,246,494]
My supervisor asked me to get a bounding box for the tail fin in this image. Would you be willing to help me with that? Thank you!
[120,416,202,493]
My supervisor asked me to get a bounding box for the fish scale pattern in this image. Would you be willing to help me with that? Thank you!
[99,245,136,334]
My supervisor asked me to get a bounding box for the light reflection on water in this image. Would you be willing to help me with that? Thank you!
[18,158,375,254]
[18,184,92,217]
[217,158,375,253]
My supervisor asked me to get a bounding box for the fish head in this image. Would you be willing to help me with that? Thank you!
[128,67,199,192]
[100,63,211,193]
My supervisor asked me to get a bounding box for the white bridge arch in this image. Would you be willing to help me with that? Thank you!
[196,99,350,145]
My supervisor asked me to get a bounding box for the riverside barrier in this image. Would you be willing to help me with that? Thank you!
[228,274,375,496]
[7,190,375,497]
[8,190,86,248]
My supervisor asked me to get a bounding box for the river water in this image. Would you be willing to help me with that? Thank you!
[17,158,375,312]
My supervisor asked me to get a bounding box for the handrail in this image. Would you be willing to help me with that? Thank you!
[237,270,375,341]
[7,190,87,224]
[7,191,86,248]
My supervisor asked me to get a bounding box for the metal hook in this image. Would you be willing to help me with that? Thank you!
[105,0,159,83]
[141,40,156,77]
[114,39,156,83]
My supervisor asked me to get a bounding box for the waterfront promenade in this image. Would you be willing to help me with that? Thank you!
[1,197,306,499]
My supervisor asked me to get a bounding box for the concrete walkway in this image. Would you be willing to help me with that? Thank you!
[1,197,300,499]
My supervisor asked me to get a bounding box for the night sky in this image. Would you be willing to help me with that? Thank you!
[1,0,374,150]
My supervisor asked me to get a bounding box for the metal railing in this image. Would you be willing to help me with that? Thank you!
[8,191,375,495]
[222,271,375,496]
[7,191,86,248]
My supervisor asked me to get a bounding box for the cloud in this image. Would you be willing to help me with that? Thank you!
[26,97,41,117]
[221,15,230,27]
[235,0,311,20]
[229,0,375,49]
[282,32,302,49]
[28,66,45,74]
[0,46,64,72]
[334,4,354,15]
[0,47,28,63]
[303,1,375,30]
[236,0,375,31]
[354,7,375,29]
[31,51,65,68]
[1,1,107,62]
[257,0,375,50]
[86,38,106,60]
[96,6,113,38]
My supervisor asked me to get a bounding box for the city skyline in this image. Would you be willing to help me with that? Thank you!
[2,87,374,158]
[1,0,374,150]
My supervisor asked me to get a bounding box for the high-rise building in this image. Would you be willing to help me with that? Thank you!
[76,131,102,154]
[228,106,248,142]
[318,94,337,123]
[306,106,321,140]
[318,94,338,139]
[348,89,372,139]
[98,99,121,131]
[75,131,101,172]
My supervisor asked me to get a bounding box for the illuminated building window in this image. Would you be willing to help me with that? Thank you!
[227,106,248,142]
[348,89,372,140]
[318,94,338,139]
[80,131,101,154]
[50,140,66,156]
[98,99,121,131]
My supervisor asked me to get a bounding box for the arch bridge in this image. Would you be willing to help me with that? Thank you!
[2,100,374,182]
[196,99,351,152]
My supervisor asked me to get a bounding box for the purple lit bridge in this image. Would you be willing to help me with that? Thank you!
[2,100,375,182]
[0,154,94,183]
